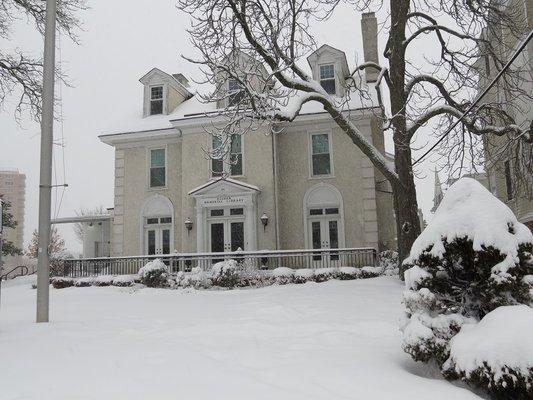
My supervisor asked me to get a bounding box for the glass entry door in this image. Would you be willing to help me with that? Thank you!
[308,218,340,265]
[144,217,172,255]
[208,219,245,253]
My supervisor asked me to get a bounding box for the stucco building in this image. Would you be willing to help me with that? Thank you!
[477,0,533,232]
[0,169,26,272]
[99,13,396,258]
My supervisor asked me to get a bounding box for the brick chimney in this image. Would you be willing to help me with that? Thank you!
[361,12,379,83]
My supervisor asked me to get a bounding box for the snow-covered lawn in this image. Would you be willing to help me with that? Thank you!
[0,276,482,399]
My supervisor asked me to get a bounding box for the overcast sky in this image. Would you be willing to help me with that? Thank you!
[0,0,439,254]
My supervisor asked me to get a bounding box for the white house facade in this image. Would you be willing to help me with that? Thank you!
[99,14,396,258]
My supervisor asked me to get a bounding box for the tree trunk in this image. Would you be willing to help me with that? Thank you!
[388,0,421,277]
[392,148,421,276]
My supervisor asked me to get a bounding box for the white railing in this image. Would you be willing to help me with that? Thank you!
[60,247,377,277]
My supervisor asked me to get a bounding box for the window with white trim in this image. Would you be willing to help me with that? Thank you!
[311,133,332,176]
[230,135,243,176]
[149,148,166,188]
[319,64,336,94]
[211,134,243,177]
[211,136,224,177]
[150,86,163,115]
[228,78,244,106]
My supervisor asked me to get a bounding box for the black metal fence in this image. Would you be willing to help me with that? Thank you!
[59,247,377,278]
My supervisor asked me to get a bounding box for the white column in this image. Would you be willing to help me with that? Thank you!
[245,196,257,251]
[195,203,204,252]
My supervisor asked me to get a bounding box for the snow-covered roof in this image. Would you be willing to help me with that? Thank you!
[102,86,378,138]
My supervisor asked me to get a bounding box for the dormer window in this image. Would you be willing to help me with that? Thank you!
[319,64,336,95]
[150,86,163,115]
[228,78,244,106]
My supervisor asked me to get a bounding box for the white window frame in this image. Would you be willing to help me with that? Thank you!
[319,63,336,95]
[147,146,168,190]
[149,84,165,115]
[308,130,334,179]
[227,78,243,107]
[229,134,244,177]
[209,134,245,178]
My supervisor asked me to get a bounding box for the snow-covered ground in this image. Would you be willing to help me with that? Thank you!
[0,276,482,399]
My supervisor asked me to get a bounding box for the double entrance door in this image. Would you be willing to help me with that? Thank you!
[208,207,245,253]
[308,217,340,264]
[144,216,172,255]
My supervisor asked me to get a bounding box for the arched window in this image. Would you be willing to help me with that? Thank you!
[139,194,174,255]
[303,183,345,261]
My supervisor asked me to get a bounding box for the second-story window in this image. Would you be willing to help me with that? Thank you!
[150,148,166,188]
[150,86,163,115]
[210,134,243,177]
[211,136,224,177]
[311,133,332,176]
[230,135,243,176]
[228,78,244,106]
[319,64,336,95]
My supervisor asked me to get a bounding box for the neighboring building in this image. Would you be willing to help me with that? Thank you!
[477,0,533,232]
[0,169,26,273]
[99,13,396,258]
[432,170,489,213]
[52,213,113,258]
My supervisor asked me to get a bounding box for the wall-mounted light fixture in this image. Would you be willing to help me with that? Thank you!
[184,217,193,235]
[260,213,268,231]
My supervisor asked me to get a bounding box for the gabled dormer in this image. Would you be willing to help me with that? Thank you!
[215,50,273,109]
[139,68,192,117]
[307,45,350,97]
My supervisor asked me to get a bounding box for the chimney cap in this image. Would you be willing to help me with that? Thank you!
[362,12,376,18]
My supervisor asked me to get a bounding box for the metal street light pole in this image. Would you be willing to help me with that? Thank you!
[36,0,57,323]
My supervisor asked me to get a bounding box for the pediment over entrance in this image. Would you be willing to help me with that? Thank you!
[188,178,260,197]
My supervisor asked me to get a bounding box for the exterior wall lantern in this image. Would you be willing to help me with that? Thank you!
[184,217,193,234]
[260,213,269,231]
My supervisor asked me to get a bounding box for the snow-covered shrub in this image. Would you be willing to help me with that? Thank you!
[237,269,273,287]
[272,267,294,285]
[74,277,93,287]
[138,259,169,288]
[313,267,338,282]
[337,267,361,280]
[51,276,74,289]
[211,260,239,288]
[92,275,114,287]
[179,267,213,289]
[378,250,399,276]
[112,275,136,287]
[360,266,383,278]
[401,178,533,380]
[443,305,533,400]
[293,268,315,284]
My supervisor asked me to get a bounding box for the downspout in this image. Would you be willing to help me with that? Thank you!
[271,131,280,249]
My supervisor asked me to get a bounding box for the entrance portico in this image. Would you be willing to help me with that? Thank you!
[189,178,260,253]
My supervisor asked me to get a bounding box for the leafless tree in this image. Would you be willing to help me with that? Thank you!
[0,0,87,121]
[177,0,532,270]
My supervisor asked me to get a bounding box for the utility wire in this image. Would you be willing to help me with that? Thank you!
[412,29,533,167]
